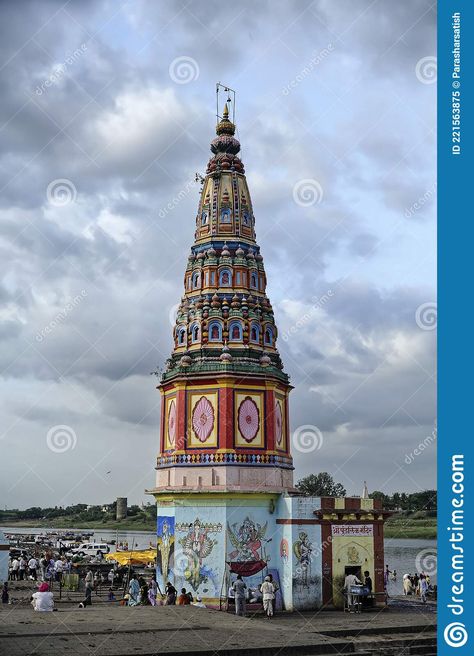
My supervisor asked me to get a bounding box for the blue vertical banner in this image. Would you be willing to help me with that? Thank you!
[438,1,473,653]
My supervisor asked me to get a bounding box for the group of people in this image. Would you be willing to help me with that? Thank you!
[402,572,433,602]
[231,573,278,618]
[9,553,71,584]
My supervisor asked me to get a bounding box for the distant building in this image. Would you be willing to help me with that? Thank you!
[148,95,389,610]
[116,498,127,521]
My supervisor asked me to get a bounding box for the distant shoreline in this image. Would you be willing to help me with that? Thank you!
[0,519,156,532]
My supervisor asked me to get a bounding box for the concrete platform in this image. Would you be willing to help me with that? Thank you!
[0,596,437,656]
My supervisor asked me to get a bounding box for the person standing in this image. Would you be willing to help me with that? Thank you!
[18,555,27,581]
[54,558,64,585]
[128,574,140,606]
[148,577,158,606]
[2,583,9,604]
[39,555,48,582]
[267,574,279,615]
[28,556,38,581]
[260,576,275,619]
[419,574,429,603]
[10,557,19,581]
[78,570,94,608]
[344,572,362,612]
[165,581,177,605]
[232,574,247,617]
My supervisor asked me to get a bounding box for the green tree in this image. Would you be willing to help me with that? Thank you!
[296,472,346,497]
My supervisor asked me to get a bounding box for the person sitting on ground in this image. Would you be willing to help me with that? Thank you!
[31,582,54,612]
[192,595,206,608]
[177,588,191,605]
[165,581,177,605]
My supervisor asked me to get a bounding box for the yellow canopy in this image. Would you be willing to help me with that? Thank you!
[105,549,157,565]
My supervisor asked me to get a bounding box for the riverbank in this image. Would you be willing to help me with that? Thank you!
[384,517,437,539]
[1,518,155,532]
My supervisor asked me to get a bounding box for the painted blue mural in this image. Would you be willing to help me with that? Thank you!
[157,515,174,588]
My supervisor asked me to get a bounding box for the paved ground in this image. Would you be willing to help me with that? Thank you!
[0,582,437,656]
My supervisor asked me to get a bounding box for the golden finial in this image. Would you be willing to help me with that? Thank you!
[223,102,229,119]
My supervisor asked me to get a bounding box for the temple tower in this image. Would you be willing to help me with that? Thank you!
[154,99,293,495]
[149,92,387,610]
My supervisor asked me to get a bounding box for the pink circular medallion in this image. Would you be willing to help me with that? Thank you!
[168,400,176,445]
[238,397,260,442]
[275,400,283,446]
[192,396,214,442]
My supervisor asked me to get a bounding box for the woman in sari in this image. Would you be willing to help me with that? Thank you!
[128,574,140,606]
[148,577,158,606]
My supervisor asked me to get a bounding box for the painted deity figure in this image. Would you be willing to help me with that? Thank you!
[294,532,313,588]
[179,519,217,590]
[158,519,173,582]
[228,517,268,562]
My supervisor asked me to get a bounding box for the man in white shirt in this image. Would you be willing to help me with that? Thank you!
[54,558,64,584]
[232,575,247,617]
[28,557,38,580]
[31,583,54,612]
[344,572,362,612]
[11,558,19,580]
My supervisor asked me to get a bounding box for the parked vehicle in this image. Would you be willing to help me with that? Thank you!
[69,542,111,557]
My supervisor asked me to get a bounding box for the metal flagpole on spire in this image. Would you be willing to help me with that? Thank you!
[216,82,236,124]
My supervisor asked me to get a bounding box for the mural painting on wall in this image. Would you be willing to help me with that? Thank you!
[175,519,222,591]
[157,516,175,583]
[227,517,268,562]
[293,531,313,588]
[280,538,289,563]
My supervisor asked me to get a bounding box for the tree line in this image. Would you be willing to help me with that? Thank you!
[0,502,157,522]
[296,472,437,512]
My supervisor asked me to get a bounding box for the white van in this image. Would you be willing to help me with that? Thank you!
[71,543,110,557]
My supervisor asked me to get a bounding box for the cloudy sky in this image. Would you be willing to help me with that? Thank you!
[0,0,436,509]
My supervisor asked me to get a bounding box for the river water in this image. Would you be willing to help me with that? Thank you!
[1,526,436,594]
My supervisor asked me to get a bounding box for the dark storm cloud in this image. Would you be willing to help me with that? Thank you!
[0,0,436,506]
